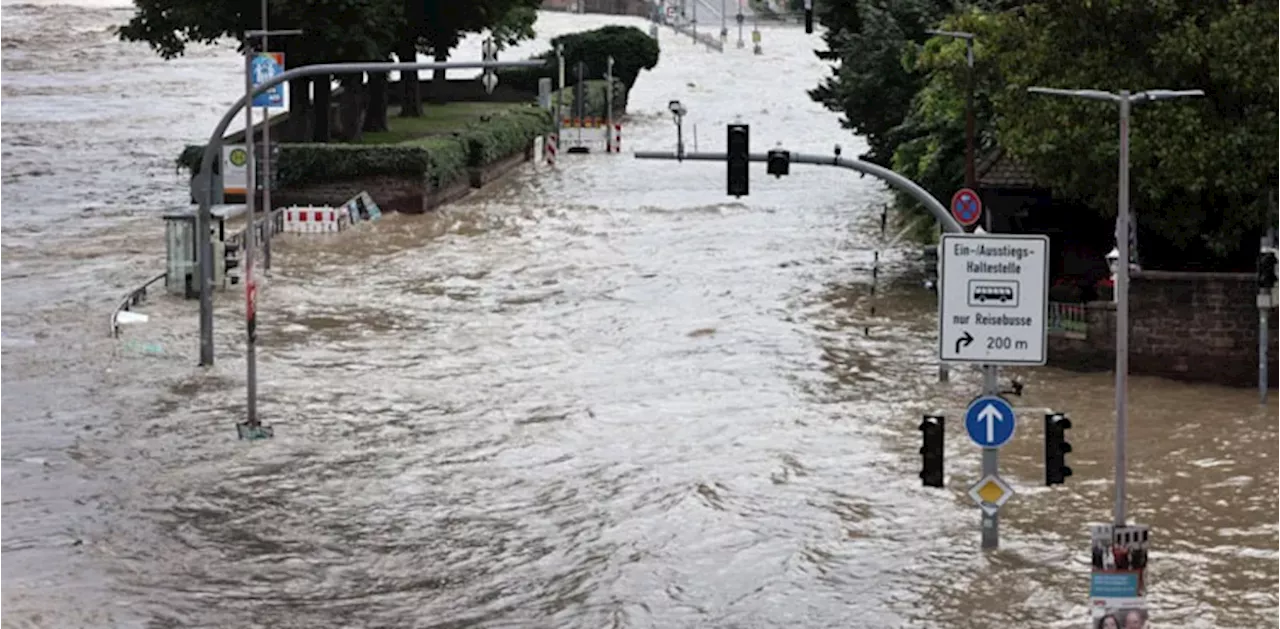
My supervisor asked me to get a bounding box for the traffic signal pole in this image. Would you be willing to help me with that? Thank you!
[634,150,964,233]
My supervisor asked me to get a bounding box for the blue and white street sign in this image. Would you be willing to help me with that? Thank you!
[251,52,285,108]
[964,395,1016,448]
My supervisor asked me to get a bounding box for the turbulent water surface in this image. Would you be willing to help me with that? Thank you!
[2,3,1277,628]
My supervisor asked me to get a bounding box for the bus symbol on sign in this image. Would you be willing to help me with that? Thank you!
[968,279,1019,308]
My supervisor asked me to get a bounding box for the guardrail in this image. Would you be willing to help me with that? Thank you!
[109,272,167,338]
[1048,301,1088,337]
[666,20,725,52]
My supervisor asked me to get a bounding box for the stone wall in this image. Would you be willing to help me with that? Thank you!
[271,141,535,214]
[1049,271,1278,387]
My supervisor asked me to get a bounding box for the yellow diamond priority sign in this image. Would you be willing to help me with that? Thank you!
[968,474,1014,515]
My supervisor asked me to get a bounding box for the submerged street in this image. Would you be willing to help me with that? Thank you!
[2,4,1276,628]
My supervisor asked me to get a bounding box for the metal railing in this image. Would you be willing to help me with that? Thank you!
[1048,301,1089,337]
[109,272,167,338]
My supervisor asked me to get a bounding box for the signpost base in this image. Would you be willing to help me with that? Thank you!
[236,422,274,440]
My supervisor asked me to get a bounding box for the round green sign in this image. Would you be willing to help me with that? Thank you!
[229,148,248,167]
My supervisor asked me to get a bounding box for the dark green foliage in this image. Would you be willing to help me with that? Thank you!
[176,106,551,188]
[457,106,552,167]
[497,25,659,94]
[814,0,1279,269]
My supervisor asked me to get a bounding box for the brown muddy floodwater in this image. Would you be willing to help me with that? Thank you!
[2,3,1277,628]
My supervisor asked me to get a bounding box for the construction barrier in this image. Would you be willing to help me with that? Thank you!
[611,124,622,153]
[545,133,558,165]
[283,206,348,233]
[561,117,610,128]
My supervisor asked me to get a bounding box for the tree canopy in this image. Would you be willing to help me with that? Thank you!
[813,0,1278,270]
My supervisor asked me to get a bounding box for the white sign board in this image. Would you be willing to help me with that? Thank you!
[222,145,248,195]
[938,233,1049,365]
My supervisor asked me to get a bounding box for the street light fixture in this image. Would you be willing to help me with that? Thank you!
[668,99,687,159]
[1027,85,1204,527]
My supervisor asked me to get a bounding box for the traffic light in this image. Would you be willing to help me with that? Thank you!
[766,149,790,177]
[919,414,944,488]
[1257,249,1277,290]
[1044,412,1073,486]
[804,0,814,34]
[727,124,749,197]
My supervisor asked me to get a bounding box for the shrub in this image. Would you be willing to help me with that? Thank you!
[175,106,552,190]
[177,143,433,188]
[497,24,658,95]
[457,106,552,168]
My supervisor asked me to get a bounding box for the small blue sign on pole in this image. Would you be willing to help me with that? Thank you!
[964,395,1016,448]
[251,52,285,108]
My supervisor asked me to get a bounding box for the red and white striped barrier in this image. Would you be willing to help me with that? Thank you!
[611,123,622,153]
[545,133,558,165]
[283,206,349,233]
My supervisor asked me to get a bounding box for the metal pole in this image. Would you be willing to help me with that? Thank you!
[981,364,1000,549]
[556,45,564,140]
[1264,206,1277,403]
[1114,90,1131,527]
[676,118,684,157]
[260,1,272,272]
[1262,295,1269,404]
[721,0,727,40]
[605,56,614,151]
[964,39,981,230]
[692,0,698,41]
[634,150,965,234]
[242,42,260,427]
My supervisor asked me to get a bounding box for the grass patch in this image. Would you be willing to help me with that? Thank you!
[358,102,524,145]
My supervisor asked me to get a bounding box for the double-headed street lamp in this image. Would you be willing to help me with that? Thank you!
[1027,86,1204,527]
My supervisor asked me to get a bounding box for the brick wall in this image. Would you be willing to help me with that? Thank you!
[1049,271,1279,387]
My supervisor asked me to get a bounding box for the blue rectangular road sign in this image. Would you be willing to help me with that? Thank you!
[251,52,285,108]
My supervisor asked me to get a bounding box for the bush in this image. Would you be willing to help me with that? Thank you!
[497,24,658,94]
[175,106,552,190]
[457,106,552,168]
[177,143,433,188]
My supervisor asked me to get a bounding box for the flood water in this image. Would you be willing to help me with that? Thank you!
[2,4,1277,628]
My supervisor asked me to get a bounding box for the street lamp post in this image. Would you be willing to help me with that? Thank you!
[925,29,977,225]
[1027,86,1204,526]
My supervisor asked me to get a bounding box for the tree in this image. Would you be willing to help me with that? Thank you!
[393,0,541,111]
[809,0,954,167]
[118,0,401,142]
[989,0,1278,269]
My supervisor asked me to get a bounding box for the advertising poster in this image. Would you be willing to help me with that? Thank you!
[251,52,285,108]
[1090,524,1150,629]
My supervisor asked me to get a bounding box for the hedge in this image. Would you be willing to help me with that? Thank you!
[176,105,552,190]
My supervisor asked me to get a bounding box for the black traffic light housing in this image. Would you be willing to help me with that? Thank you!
[804,0,814,34]
[767,149,790,177]
[1044,413,1073,486]
[727,124,749,197]
[919,414,944,488]
[1257,249,1277,290]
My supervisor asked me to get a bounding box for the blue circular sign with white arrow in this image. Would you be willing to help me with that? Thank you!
[964,395,1016,448]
